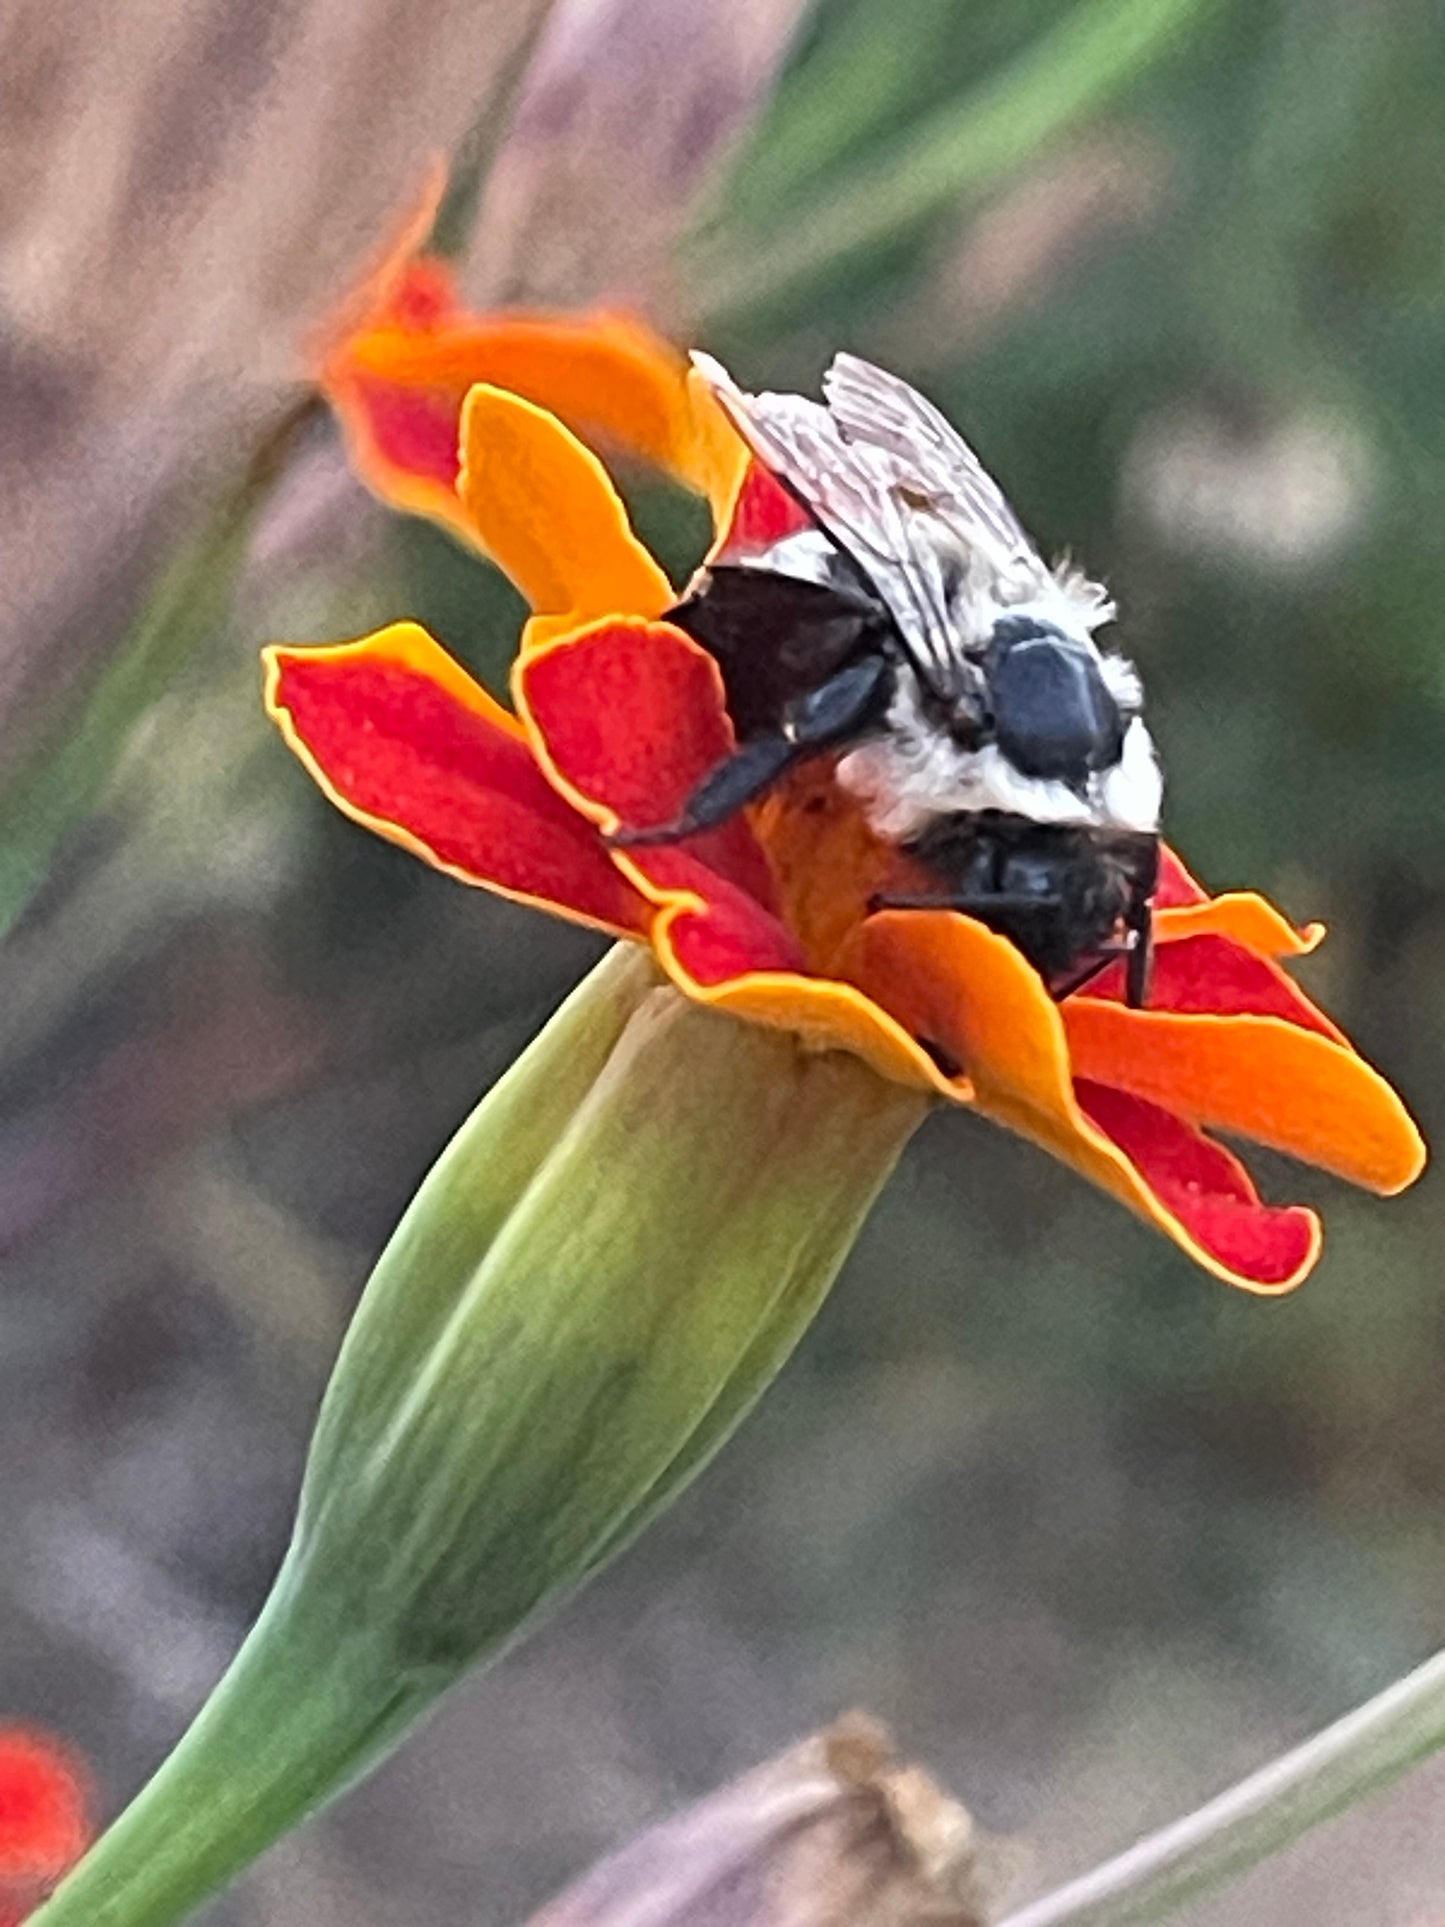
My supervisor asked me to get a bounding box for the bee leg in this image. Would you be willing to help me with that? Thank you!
[1125,898,1154,1009]
[611,654,891,847]
[1051,945,1129,1001]
[611,733,802,846]
[868,892,1062,914]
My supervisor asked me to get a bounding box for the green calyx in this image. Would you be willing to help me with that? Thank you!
[34,945,927,1927]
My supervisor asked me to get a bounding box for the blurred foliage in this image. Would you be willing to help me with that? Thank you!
[4,1,1445,1923]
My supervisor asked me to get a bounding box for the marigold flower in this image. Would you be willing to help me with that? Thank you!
[0,1728,90,1925]
[267,369,1423,1295]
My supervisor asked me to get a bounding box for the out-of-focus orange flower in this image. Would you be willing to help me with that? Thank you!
[0,1728,91,1926]
[266,379,1424,1294]
[315,168,745,549]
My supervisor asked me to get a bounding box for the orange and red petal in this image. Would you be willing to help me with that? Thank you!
[652,935,953,1092]
[1076,1084,1321,1289]
[458,388,673,635]
[1156,847,1208,907]
[1093,854,1337,1036]
[1155,890,1323,958]
[841,909,1330,1292]
[0,1728,90,1884]
[326,366,474,539]
[264,625,651,940]
[515,616,778,911]
[324,273,748,542]
[1062,997,1424,1194]
[1090,932,1345,1037]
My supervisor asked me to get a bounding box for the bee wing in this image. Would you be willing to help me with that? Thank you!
[823,355,1041,572]
[824,354,1116,629]
[692,352,983,699]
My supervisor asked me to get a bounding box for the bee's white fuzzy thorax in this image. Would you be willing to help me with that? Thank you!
[835,663,1162,841]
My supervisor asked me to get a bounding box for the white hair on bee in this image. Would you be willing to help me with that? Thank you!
[1099,652,1144,712]
[1098,718,1163,830]
[835,665,1161,842]
[1051,558,1116,629]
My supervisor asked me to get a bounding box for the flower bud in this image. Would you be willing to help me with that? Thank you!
[35,946,926,1927]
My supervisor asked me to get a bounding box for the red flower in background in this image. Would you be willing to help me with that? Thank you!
[0,1728,91,1925]
[266,361,1425,1294]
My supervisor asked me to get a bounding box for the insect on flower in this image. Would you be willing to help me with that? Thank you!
[275,274,1425,1294]
[615,354,1162,1007]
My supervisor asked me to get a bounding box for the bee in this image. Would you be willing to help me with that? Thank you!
[614,352,1162,1007]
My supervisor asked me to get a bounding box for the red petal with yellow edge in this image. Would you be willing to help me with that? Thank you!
[1063,998,1425,1193]
[515,616,778,912]
[646,865,808,984]
[841,909,1326,1292]
[1076,1084,1320,1289]
[459,387,673,629]
[264,626,651,940]
[1087,933,1344,1037]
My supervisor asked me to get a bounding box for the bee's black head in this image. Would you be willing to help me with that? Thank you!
[983,615,1125,782]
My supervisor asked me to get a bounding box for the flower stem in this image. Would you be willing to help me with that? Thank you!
[28,1591,430,1927]
[998,1647,1445,1927]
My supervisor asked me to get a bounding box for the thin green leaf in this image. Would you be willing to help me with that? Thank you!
[715,0,973,232]
[0,404,311,940]
[999,1644,1445,1925]
[692,0,1227,327]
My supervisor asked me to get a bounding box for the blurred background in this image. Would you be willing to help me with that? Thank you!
[3,0,1445,1919]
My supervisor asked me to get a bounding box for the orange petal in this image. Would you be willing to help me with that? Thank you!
[683,363,755,537]
[350,311,703,473]
[842,910,1327,1293]
[652,928,951,1095]
[1155,890,1323,957]
[324,266,748,539]
[264,624,651,939]
[459,386,673,626]
[1063,1000,1426,1194]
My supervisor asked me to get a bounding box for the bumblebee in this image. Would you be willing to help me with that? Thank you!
[616,353,1161,1006]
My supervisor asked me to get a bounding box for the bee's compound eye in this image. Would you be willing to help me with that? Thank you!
[989,626,1125,781]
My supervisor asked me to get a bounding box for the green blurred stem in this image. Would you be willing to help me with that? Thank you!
[30,1604,431,1927]
[0,399,316,941]
[693,0,1224,325]
[998,1646,1445,1926]
[34,948,926,1927]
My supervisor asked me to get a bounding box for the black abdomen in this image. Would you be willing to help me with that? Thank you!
[909,811,1158,984]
